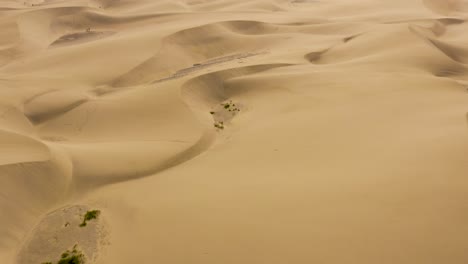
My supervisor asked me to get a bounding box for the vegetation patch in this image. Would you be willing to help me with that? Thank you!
[221,100,240,114]
[210,100,241,130]
[214,121,224,130]
[79,210,101,227]
[42,245,85,264]
[58,245,85,264]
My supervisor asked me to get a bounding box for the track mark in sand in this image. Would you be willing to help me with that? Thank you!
[94,52,267,96]
[16,205,108,264]
[153,52,266,84]
[92,51,268,96]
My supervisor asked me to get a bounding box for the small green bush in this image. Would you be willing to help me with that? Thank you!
[57,245,84,264]
[42,245,85,264]
[57,253,84,264]
[79,210,100,227]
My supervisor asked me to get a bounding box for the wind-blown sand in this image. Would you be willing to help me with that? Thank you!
[1,0,468,263]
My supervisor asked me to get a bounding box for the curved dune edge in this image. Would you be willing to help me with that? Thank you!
[0,129,51,166]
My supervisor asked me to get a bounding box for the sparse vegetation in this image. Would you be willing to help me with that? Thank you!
[41,245,85,264]
[221,100,240,114]
[210,100,242,130]
[79,210,100,227]
[57,245,85,264]
[214,121,224,129]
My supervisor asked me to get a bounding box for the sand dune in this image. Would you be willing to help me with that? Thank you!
[1,0,468,263]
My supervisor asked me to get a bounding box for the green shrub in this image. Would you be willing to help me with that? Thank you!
[79,210,100,227]
[42,245,85,264]
[57,245,84,264]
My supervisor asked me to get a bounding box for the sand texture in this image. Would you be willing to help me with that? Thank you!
[1,0,468,263]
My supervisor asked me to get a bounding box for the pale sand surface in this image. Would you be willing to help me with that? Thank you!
[1,0,468,263]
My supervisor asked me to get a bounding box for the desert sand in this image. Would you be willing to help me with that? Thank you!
[1,0,468,263]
